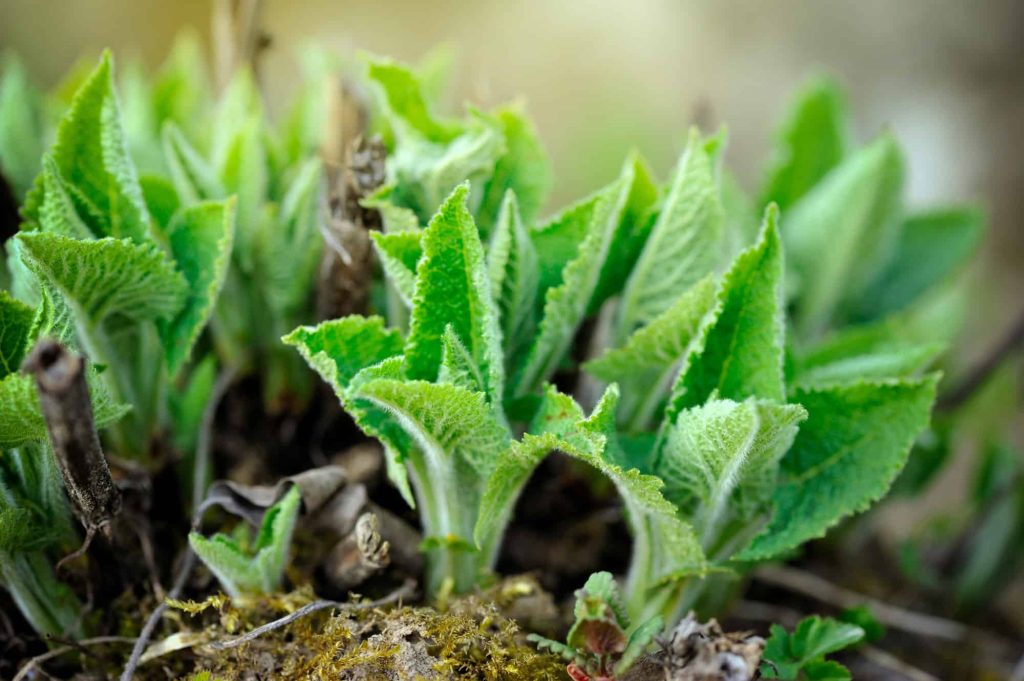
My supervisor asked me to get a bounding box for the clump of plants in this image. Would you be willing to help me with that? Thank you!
[1,28,1014,681]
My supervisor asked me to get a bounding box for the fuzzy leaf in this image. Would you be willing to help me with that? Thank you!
[353,378,510,480]
[477,103,552,231]
[790,320,944,391]
[784,135,904,335]
[35,156,94,239]
[158,198,236,375]
[657,398,806,548]
[367,58,461,143]
[218,116,268,269]
[31,52,150,243]
[856,205,983,320]
[0,291,35,379]
[487,191,539,358]
[403,184,505,410]
[586,275,717,429]
[669,206,786,416]
[284,315,404,397]
[761,75,849,211]
[16,232,187,327]
[371,229,423,307]
[252,485,303,591]
[0,55,45,198]
[0,369,130,449]
[617,129,724,338]
[162,122,225,205]
[740,376,938,559]
[514,171,634,395]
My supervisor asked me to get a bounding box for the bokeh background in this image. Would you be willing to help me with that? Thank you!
[3,0,1022,527]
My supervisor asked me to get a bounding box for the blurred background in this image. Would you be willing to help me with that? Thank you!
[3,0,1021,549]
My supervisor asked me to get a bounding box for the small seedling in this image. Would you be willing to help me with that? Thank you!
[529,572,661,681]
[760,615,865,680]
[189,485,303,598]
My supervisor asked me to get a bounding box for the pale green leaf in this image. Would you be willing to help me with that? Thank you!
[283,315,404,398]
[37,51,150,243]
[438,326,485,393]
[16,232,187,327]
[371,229,423,307]
[158,198,236,375]
[790,319,944,391]
[34,156,93,239]
[514,171,634,395]
[0,369,130,449]
[253,485,302,591]
[162,122,225,205]
[761,75,850,211]
[218,115,268,269]
[477,102,552,231]
[139,174,181,230]
[586,275,717,430]
[366,58,461,143]
[0,55,45,198]
[784,135,904,336]
[0,291,35,379]
[739,375,938,560]
[404,184,505,411]
[656,398,806,549]
[669,206,786,416]
[856,205,983,321]
[617,128,724,339]
[487,191,539,358]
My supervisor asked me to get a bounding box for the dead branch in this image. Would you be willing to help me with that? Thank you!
[22,339,121,538]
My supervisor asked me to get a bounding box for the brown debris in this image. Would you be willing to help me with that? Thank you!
[316,135,387,321]
[624,613,764,681]
[326,512,390,591]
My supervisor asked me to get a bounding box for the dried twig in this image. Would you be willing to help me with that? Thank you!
[208,579,416,651]
[860,645,941,681]
[13,636,135,681]
[22,340,121,539]
[937,307,1024,411]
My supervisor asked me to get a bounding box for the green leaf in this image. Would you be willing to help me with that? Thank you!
[477,102,552,231]
[404,184,505,412]
[761,75,850,211]
[0,369,129,449]
[617,128,724,339]
[740,376,938,560]
[616,615,663,675]
[139,174,181,230]
[535,385,707,587]
[669,206,786,416]
[487,191,539,359]
[34,51,150,243]
[35,156,93,239]
[784,135,904,336]
[513,171,634,395]
[217,115,268,269]
[0,291,35,379]
[761,616,863,680]
[158,198,236,375]
[367,58,461,143]
[16,232,188,327]
[590,153,659,311]
[284,315,404,397]
[657,398,806,550]
[188,485,302,598]
[790,319,944,391]
[354,378,510,481]
[438,326,485,393]
[371,229,423,307]
[0,55,45,198]
[586,275,717,430]
[252,484,302,591]
[252,157,324,317]
[391,118,505,223]
[162,122,225,205]
[856,205,984,320]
